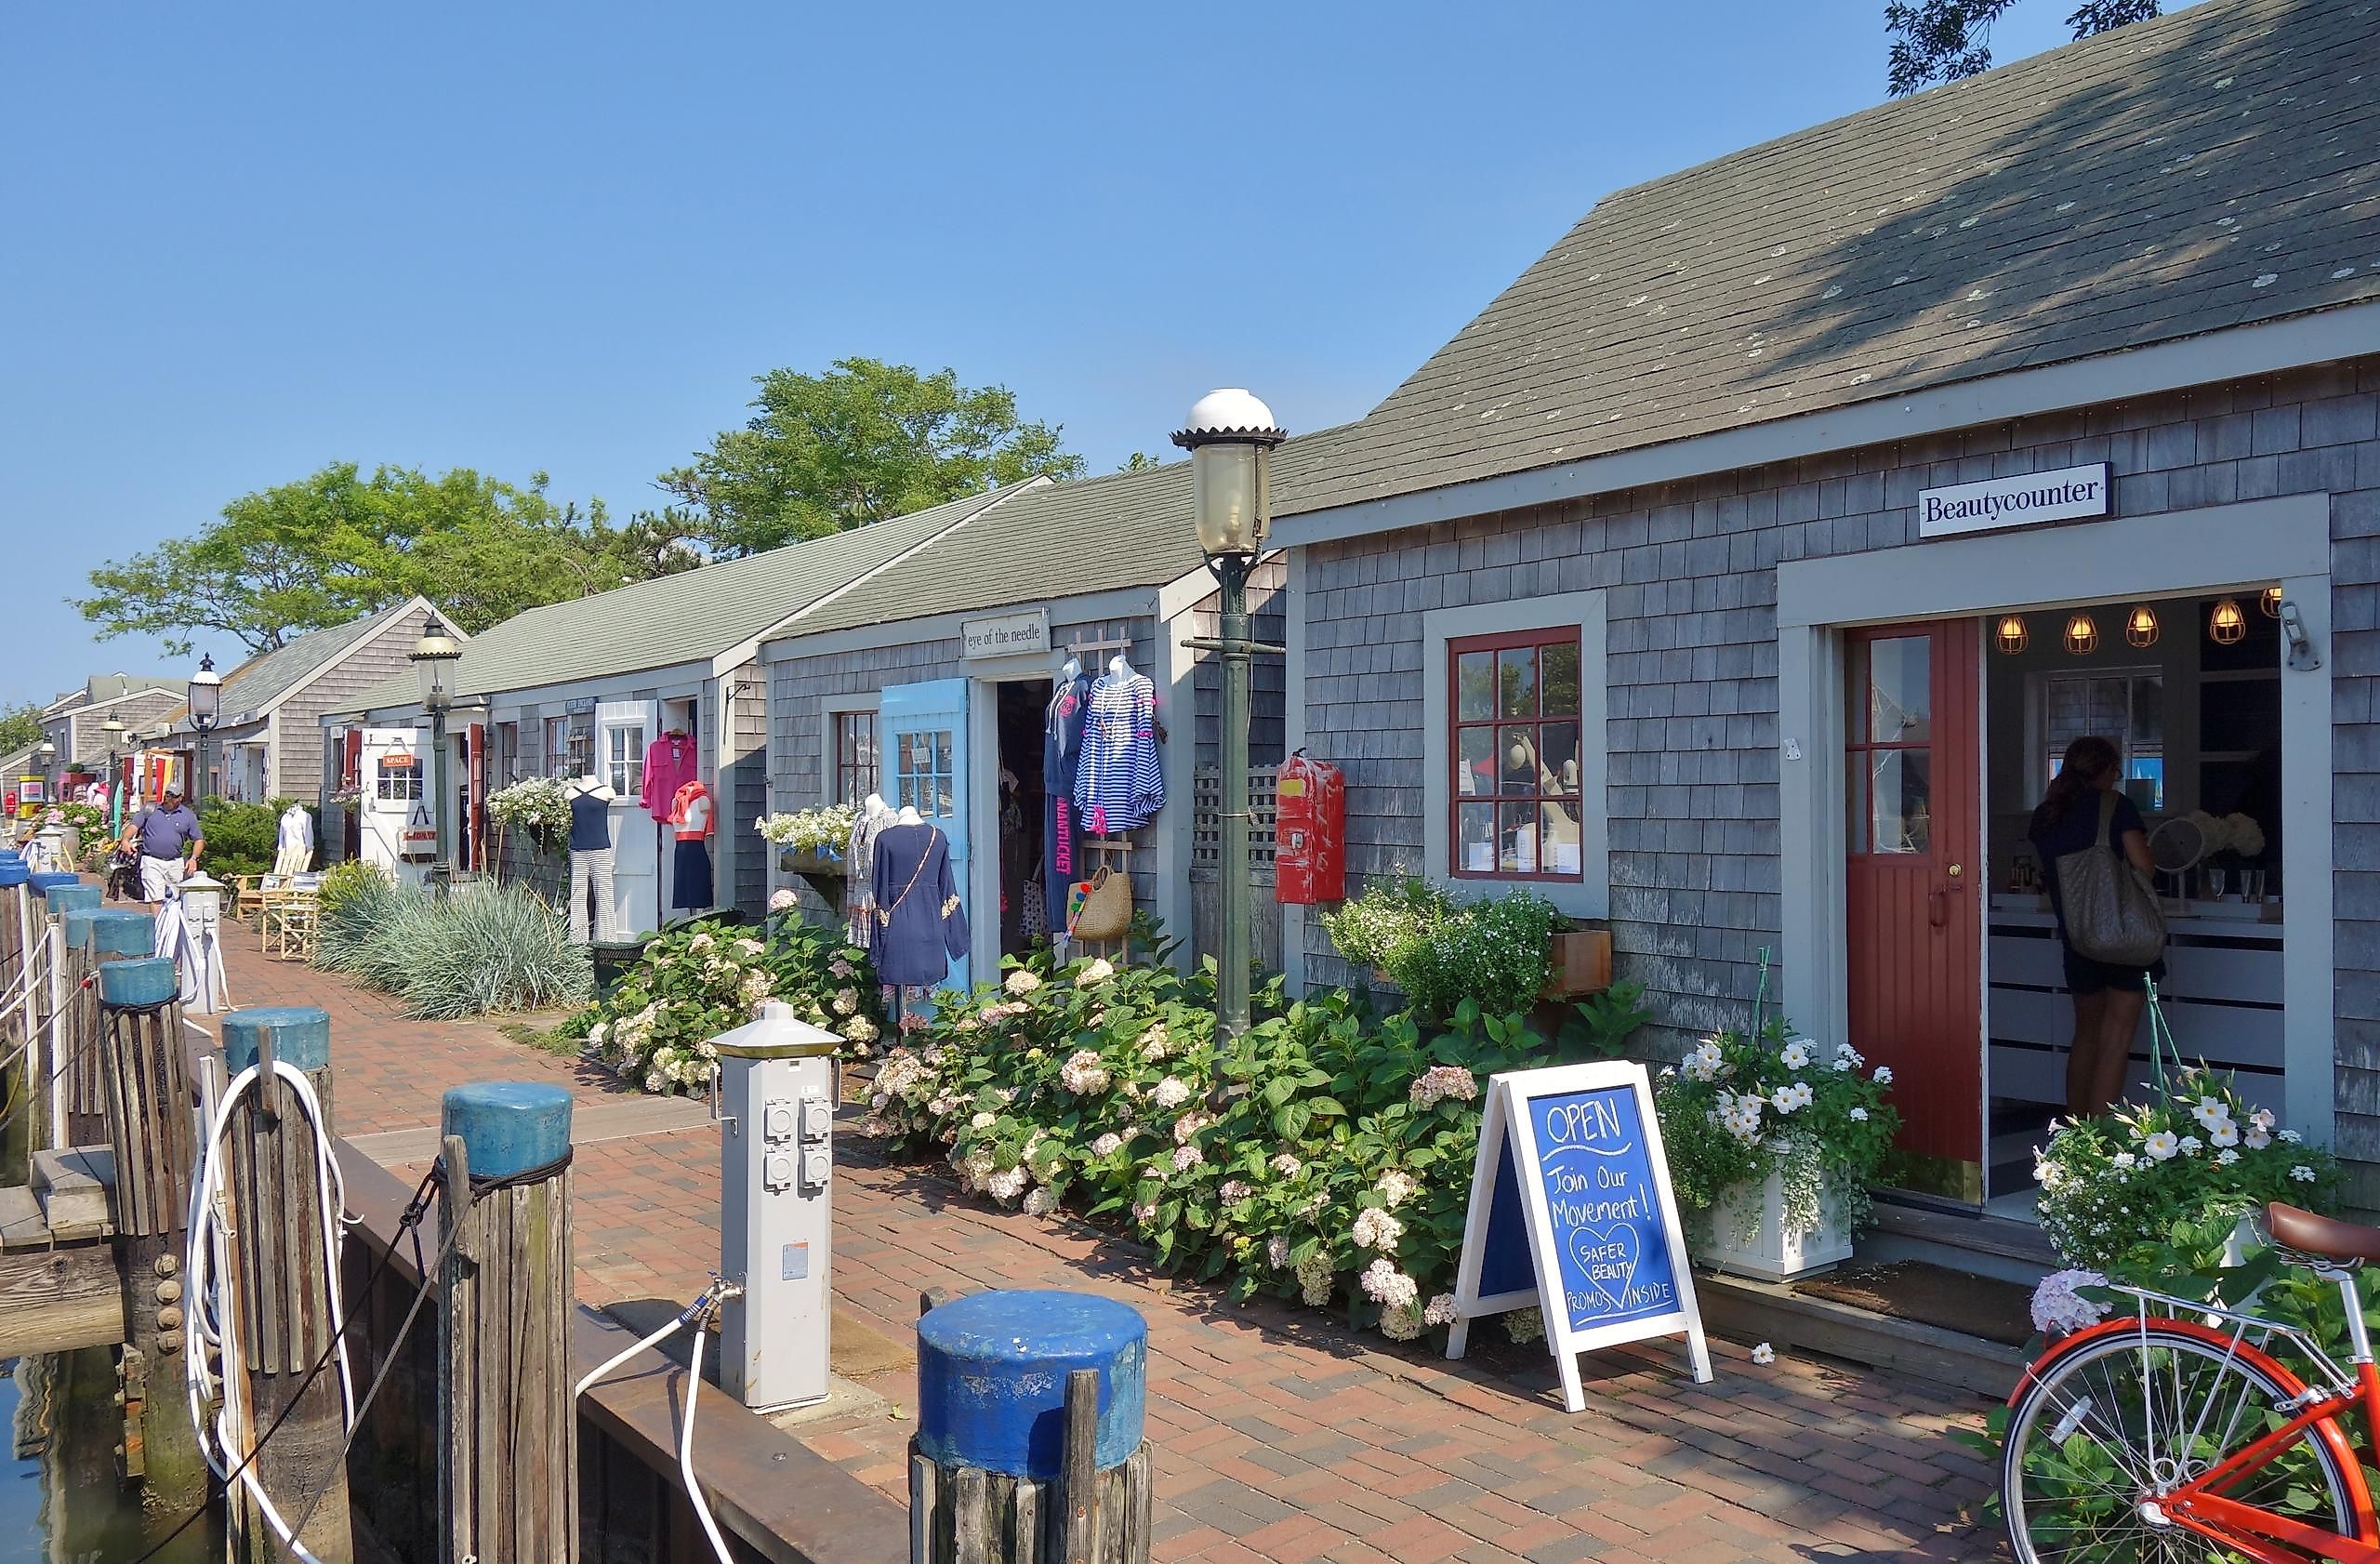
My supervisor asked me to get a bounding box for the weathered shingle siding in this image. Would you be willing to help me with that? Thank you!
[1190,559,1289,774]
[62,692,179,768]
[272,605,437,805]
[725,663,771,918]
[1297,357,2380,1193]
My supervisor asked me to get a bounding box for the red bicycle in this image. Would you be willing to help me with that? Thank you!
[2003,1202,2380,1560]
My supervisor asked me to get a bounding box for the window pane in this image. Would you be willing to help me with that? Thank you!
[1456,727,1493,797]
[933,731,952,775]
[1541,641,1580,717]
[1540,798,1583,877]
[1498,726,1543,794]
[1865,749,1932,855]
[1457,652,1496,721]
[1540,722,1580,795]
[1498,647,1537,718]
[1457,803,1497,873]
[1500,802,1539,873]
[1861,637,1931,744]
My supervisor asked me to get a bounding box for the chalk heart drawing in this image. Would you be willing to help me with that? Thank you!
[1567,1220,1640,1318]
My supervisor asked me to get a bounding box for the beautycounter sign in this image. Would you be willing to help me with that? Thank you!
[1918,462,2109,539]
[1446,1062,1712,1407]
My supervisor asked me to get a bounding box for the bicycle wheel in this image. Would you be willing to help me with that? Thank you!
[2004,1322,2367,1562]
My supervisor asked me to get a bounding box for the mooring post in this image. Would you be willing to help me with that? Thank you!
[436,1081,575,1564]
[218,1006,353,1564]
[35,878,99,1152]
[94,954,207,1510]
[0,852,29,1064]
[64,909,152,1147]
[911,1290,1153,1564]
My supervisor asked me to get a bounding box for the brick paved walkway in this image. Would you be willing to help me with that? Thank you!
[209,923,2007,1563]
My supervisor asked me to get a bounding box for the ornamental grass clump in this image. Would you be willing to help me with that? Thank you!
[1652,1015,1899,1247]
[314,879,588,1020]
[2030,1066,2341,1273]
[572,912,884,1094]
[864,942,1638,1347]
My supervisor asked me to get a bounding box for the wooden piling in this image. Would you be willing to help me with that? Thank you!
[33,879,99,1153]
[94,954,207,1510]
[65,909,151,1148]
[218,1006,353,1564]
[436,1081,575,1564]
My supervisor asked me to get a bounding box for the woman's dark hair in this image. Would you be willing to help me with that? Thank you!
[2032,736,2122,835]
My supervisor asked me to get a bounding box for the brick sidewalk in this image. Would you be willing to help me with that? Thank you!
[213,923,2006,1563]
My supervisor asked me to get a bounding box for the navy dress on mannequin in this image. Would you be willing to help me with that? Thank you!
[1043,667,1091,936]
[868,823,970,987]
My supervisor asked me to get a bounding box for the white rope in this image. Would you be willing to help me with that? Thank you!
[186,1058,351,1564]
[576,1280,741,1564]
[0,923,59,1035]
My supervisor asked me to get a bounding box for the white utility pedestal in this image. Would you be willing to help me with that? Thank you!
[713,999,837,1412]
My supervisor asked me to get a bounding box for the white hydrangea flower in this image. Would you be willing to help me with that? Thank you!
[1422,1293,1458,1327]
[1351,1207,1404,1252]
[1172,1111,1210,1146]
[1502,1308,1543,1345]
[1172,1145,1205,1172]
[1269,1153,1303,1178]
[1059,1050,1111,1095]
[2030,1269,2109,1336]
[1373,1170,1420,1209]
[1003,969,1042,995]
[971,1111,997,1129]
[1219,1180,1252,1201]
[1130,1200,1157,1226]
[1151,1076,1192,1110]
[1359,1258,1418,1310]
[1295,1252,1334,1306]
[1023,1186,1057,1217]
[768,888,797,912]
[1138,1025,1171,1061]
[1378,1304,1425,1342]
[986,1166,1029,1205]
[1076,958,1116,987]
[1266,1235,1292,1270]
[1091,1133,1125,1158]
[843,1015,879,1043]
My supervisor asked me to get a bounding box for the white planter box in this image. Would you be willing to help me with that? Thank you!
[1704,1171,1854,1281]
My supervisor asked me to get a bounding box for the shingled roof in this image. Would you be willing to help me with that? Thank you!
[1274,0,2380,522]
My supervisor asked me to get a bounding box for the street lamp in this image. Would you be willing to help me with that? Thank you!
[1172,389,1288,1042]
[35,739,56,808]
[188,652,221,807]
[409,613,463,889]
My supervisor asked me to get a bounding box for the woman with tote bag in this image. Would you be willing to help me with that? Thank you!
[2029,736,2167,1118]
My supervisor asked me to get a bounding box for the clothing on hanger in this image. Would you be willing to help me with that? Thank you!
[1044,664,1093,932]
[844,803,891,948]
[668,778,713,840]
[641,732,698,820]
[868,822,969,987]
[1074,669,1164,834]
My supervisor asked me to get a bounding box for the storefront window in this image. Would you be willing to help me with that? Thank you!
[1448,628,1584,880]
[546,714,593,779]
[1847,634,1933,855]
[375,754,422,802]
[835,711,879,804]
[893,728,955,819]
[2039,670,2163,810]
[605,722,645,799]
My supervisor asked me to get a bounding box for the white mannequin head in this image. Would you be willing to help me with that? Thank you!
[864,791,888,817]
[1057,656,1081,685]
[1109,653,1133,679]
[897,804,923,825]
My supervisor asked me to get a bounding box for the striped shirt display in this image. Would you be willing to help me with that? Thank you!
[1073,672,1164,833]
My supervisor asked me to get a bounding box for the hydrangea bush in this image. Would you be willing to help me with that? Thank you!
[863,945,1633,1345]
[574,913,886,1093]
[1652,1016,1900,1246]
[2030,1066,2341,1272]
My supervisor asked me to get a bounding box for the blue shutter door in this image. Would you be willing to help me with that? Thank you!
[879,678,972,992]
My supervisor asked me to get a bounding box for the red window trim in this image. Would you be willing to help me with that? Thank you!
[1448,623,1587,884]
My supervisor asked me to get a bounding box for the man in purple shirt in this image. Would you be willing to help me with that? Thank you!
[120,788,205,904]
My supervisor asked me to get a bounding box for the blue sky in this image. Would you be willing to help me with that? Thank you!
[0,1,2157,706]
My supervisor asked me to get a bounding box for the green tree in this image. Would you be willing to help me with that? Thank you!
[0,703,43,756]
[659,358,1087,556]
[1117,451,1170,472]
[1886,0,2159,95]
[75,463,697,654]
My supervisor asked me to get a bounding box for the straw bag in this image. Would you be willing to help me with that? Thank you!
[1069,866,1131,942]
[2056,790,2166,967]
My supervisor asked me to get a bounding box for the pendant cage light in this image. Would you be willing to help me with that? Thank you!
[2124,604,2160,649]
[2064,612,2099,656]
[2210,598,2248,645]
[1995,615,2030,655]
[2260,586,2284,619]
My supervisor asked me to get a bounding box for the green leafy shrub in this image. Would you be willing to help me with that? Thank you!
[195,797,315,881]
[314,880,587,1019]
[572,911,884,1094]
[1317,875,1559,1018]
[862,945,1641,1345]
[1654,1015,1899,1246]
[2031,1066,2341,1272]
[317,858,390,919]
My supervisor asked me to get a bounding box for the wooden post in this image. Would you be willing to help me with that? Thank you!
[436,1081,575,1564]
[910,1291,1152,1564]
[0,858,28,1056]
[35,879,99,1153]
[218,1006,353,1564]
[94,954,208,1511]
[67,909,152,1148]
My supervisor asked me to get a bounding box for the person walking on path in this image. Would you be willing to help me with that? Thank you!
[121,787,205,904]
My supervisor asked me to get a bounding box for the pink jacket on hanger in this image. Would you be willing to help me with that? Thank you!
[641,733,698,820]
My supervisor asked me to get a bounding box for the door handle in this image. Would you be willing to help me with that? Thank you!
[1929,889,1947,929]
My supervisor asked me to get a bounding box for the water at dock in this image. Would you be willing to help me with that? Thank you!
[0,1348,219,1564]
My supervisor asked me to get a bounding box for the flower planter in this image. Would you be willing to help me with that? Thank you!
[1540,930,1611,1000]
[1704,1170,1854,1281]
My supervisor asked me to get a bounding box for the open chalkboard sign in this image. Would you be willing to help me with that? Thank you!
[1445,1061,1712,1408]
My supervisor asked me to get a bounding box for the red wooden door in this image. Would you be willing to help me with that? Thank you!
[1844,620,1982,1200]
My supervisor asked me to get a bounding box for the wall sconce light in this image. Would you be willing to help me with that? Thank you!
[2210,598,2248,645]
[1995,615,2030,655]
[2261,586,2283,618]
[2124,604,2159,649]
[2279,600,2321,671]
[2064,613,2098,655]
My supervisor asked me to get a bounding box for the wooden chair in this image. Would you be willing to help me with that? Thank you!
[228,874,266,921]
[259,882,320,961]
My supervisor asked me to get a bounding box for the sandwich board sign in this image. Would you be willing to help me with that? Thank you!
[1446,1060,1712,1409]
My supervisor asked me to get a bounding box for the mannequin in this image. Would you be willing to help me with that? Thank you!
[566,774,619,944]
[272,801,316,878]
[1076,656,1163,835]
[844,794,897,947]
[1108,653,1134,680]
[897,804,923,825]
[868,817,969,987]
[668,775,715,913]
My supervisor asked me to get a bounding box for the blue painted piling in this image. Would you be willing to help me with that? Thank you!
[222,1007,332,1075]
[98,956,180,1008]
[441,1081,574,1178]
[916,1289,1147,1480]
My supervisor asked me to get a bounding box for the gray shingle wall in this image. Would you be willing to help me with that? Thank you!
[273,605,435,805]
[1190,558,1289,773]
[1297,356,2380,1198]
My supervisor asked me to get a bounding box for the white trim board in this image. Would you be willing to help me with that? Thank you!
[757,585,1163,666]
[1776,495,2334,1145]
[1418,590,1610,921]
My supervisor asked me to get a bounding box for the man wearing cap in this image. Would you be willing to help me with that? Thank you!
[120,789,204,904]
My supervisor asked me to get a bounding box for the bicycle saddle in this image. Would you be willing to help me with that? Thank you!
[2266,1201,2380,1264]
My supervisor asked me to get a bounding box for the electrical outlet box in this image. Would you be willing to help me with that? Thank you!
[762,1098,797,1143]
[799,1095,833,1142]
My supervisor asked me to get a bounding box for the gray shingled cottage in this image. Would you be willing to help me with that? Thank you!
[1269,0,2380,1208]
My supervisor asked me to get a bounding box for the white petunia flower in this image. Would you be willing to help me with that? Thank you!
[2144,1132,2181,1161]
[1750,1343,1776,1366]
